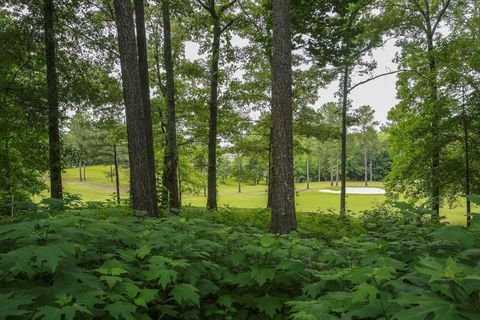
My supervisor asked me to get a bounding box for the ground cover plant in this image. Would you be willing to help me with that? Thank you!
[1,202,479,319]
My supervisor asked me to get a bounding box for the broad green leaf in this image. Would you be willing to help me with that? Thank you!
[0,292,35,320]
[352,282,378,303]
[96,259,128,276]
[256,295,283,318]
[105,301,137,320]
[250,267,276,286]
[217,295,234,308]
[393,294,463,320]
[170,283,199,306]
[134,289,157,307]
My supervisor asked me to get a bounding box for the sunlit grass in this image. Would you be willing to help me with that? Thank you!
[58,165,470,225]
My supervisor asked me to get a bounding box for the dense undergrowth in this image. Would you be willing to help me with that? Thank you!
[0,201,479,319]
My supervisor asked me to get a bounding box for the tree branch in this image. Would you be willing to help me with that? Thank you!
[432,0,451,34]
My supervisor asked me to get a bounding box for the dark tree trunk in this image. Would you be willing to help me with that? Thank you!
[306,154,310,190]
[134,0,159,215]
[161,0,180,210]
[83,163,86,181]
[335,150,339,187]
[114,0,158,216]
[79,161,83,182]
[114,143,120,205]
[237,152,241,193]
[270,0,296,234]
[462,92,471,226]
[340,64,349,214]
[44,0,62,200]
[364,135,368,187]
[318,159,321,182]
[267,127,273,208]
[206,19,221,210]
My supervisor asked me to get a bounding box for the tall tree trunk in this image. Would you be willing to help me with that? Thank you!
[134,0,159,215]
[79,161,83,182]
[340,64,349,214]
[462,91,471,226]
[237,152,242,193]
[306,154,310,190]
[364,135,368,187]
[369,155,373,182]
[267,127,273,208]
[206,19,221,210]
[335,150,339,187]
[330,160,334,186]
[318,159,321,182]
[114,0,158,217]
[44,0,62,200]
[114,143,120,205]
[83,163,86,181]
[271,0,296,234]
[161,0,180,210]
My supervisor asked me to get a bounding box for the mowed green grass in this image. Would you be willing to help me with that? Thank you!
[61,165,469,225]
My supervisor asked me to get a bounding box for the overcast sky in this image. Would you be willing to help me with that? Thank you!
[184,38,400,126]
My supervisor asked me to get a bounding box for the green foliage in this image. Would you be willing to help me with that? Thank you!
[0,205,479,319]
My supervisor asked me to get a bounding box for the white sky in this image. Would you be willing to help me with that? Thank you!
[184,37,399,126]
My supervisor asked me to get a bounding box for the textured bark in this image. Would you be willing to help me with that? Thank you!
[237,152,242,193]
[340,64,349,214]
[114,144,120,205]
[306,154,310,190]
[462,94,471,226]
[364,136,368,187]
[134,0,159,214]
[161,0,180,210]
[44,0,63,199]
[270,0,296,234]
[114,0,158,216]
[318,159,321,182]
[206,19,221,210]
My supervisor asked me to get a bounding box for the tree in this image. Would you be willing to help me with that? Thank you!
[270,0,296,234]
[44,0,63,200]
[195,0,238,210]
[161,0,180,210]
[353,105,378,186]
[386,0,455,220]
[113,0,158,217]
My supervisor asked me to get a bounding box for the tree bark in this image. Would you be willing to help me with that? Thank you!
[237,152,242,193]
[134,0,159,215]
[44,0,63,199]
[462,90,471,226]
[364,135,368,186]
[114,0,158,216]
[114,143,120,205]
[340,64,349,214]
[161,0,180,210]
[83,163,86,181]
[306,154,310,190]
[206,18,221,210]
[271,0,296,233]
[318,159,321,182]
[79,161,83,182]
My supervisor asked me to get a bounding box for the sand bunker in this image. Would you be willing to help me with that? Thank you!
[319,187,386,195]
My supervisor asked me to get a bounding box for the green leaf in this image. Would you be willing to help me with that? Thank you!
[217,295,234,308]
[134,289,157,307]
[123,283,140,299]
[393,294,463,320]
[96,259,128,276]
[0,292,35,320]
[250,267,276,286]
[170,283,199,306]
[256,295,283,318]
[352,282,378,303]
[135,246,151,259]
[100,275,123,288]
[105,301,137,320]
[157,269,177,289]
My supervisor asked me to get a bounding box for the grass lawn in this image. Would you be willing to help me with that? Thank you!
[59,165,470,225]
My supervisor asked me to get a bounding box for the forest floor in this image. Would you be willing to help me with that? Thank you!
[59,165,471,225]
